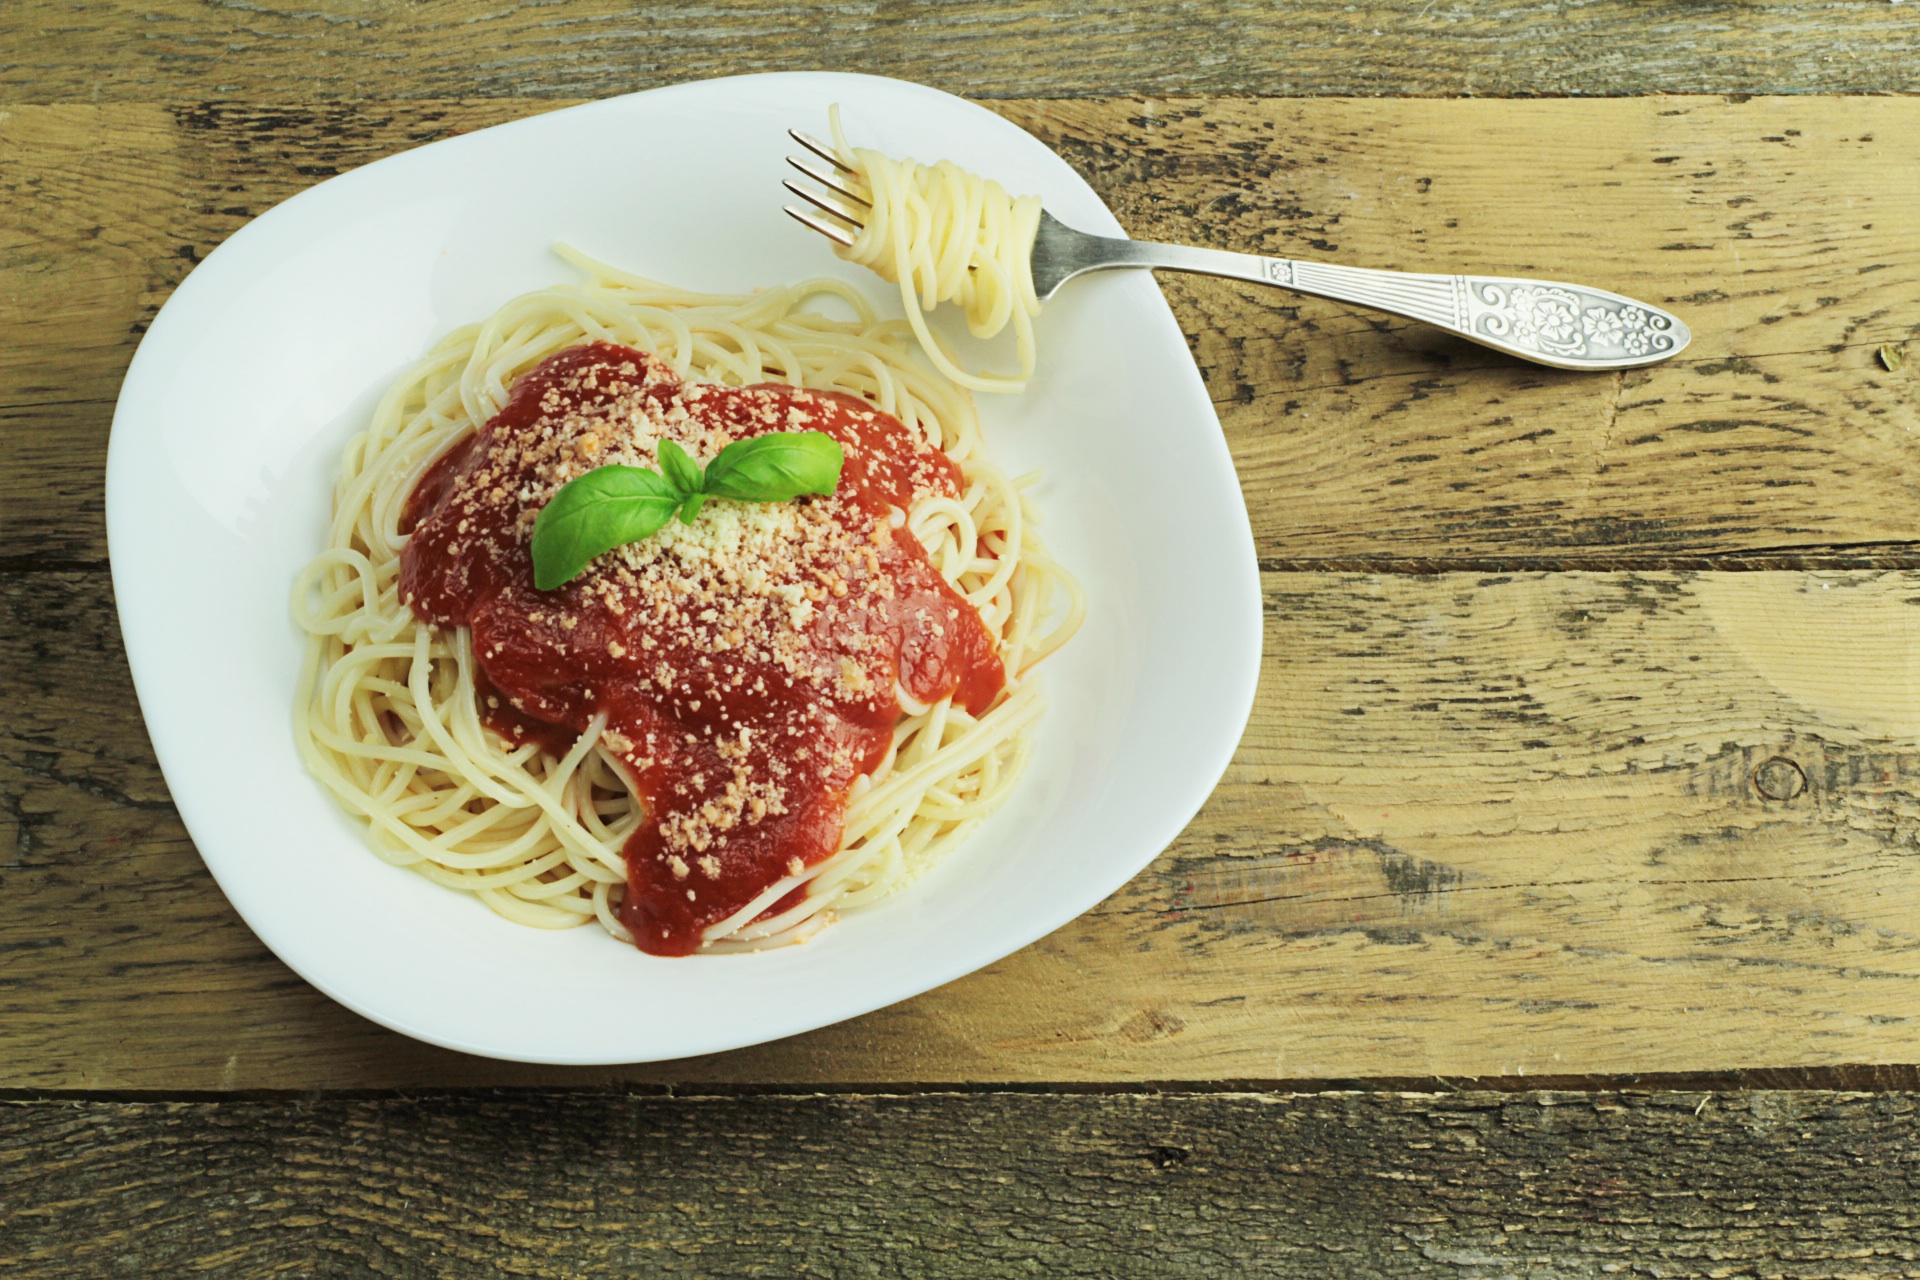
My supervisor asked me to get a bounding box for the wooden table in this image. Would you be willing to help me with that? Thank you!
[8,4,1920,1274]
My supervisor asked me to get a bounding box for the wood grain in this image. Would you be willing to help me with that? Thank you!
[6,1090,1920,1277]
[6,1,1920,101]
[15,566,1920,1089]
[6,98,1918,567]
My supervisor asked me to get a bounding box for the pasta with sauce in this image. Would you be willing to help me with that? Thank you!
[292,246,1080,954]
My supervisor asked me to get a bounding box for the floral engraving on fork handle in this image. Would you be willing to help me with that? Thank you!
[1227,259,1681,367]
[1464,279,1678,362]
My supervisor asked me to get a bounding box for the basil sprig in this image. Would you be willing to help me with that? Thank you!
[529,431,844,590]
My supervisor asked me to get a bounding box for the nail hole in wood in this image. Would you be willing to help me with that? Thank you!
[1753,756,1807,802]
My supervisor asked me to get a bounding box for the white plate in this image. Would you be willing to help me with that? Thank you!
[106,72,1262,1064]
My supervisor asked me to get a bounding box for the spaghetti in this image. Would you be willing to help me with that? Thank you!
[293,248,1081,953]
[826,107,1045,394]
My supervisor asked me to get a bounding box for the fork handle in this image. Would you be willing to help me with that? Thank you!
[1108,240,1690,371]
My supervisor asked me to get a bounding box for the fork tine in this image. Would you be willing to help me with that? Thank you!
[784,205,857,248]
[789,128,858,177]
[786,156,871,207]
[782,179,866,231]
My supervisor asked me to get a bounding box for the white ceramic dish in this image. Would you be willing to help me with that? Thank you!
[106,72,1261,1064]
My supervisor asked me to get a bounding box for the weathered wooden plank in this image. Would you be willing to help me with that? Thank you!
[6,98,1918,567]
[4,1090,1919,1278]
[1012,96,1920,561]
[6,0,1920,101]
[15,567,1920,1089]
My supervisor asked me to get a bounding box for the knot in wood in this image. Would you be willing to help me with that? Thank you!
[1753,756,1808,802]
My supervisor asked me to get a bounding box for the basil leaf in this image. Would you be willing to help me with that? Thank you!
[702,431,844,504]
[657,439,705,497]
[529,432,844,589]
[530,465,682,590]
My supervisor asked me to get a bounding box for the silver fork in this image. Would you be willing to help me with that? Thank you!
[782,130,1690,372]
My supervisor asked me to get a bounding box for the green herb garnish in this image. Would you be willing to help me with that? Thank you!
[529,431,844,590]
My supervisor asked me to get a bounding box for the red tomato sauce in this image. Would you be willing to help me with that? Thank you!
[400,343,1003,955]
